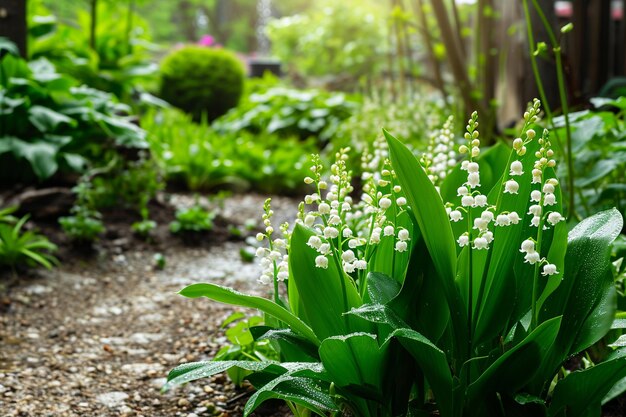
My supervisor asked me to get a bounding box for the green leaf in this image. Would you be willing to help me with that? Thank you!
[5,137,59,180]
[250,327,320,360]
[28,105,75,132]
[385,130,466,360]
[179,283,319,345]
[549,349,626,417]
[289,224,365,340]
[387,328,454,417]
[467,317,562,405]
[244,373,338,417]
[541,209,623,357]
[319,332,387,395]
[366,272,401,305]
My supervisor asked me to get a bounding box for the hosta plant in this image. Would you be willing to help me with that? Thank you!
[166,100,626,417]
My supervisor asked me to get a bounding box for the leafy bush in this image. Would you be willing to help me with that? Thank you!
[170,204,215,234]
[166,101,626,417]
[0,208,58,273]
[214,86,357,142]
[0,47,147,185]
[142,108,313,193]
[159,46,244,121]
[28,1,159,105]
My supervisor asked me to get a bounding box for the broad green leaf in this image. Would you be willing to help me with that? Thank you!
[388,328,454,417]
[385,130,466,360]
[164,360,282,390]
[365,272,401,305]
[244,373,338,417]
[467,317,562,404]
[289,224,365,340]
[319,332,387,394]
[250,327,319,360]
[541,209,623,357]
[28,105,75,132]
[549,349,626,417]
[179,283,319,345]
[5,137,59,180]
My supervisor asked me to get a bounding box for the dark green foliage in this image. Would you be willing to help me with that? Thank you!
[159,46,244,121]
[214,86,357,142]
[0,48,147,185]
[59,179,105,243]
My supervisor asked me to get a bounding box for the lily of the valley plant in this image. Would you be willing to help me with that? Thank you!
[165,100,626,417]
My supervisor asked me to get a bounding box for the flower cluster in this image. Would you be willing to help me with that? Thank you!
[299,147,410,275]
[517,127,563,277]
[447,112,496,250]
[255,198,290,286]
[422,115,457,186]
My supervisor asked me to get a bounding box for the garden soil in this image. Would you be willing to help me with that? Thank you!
[0,194,296,417]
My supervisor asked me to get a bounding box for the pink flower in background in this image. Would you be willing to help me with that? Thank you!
[198,35,215,47]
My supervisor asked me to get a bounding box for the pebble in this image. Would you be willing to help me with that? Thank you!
[178,398,190,407]
[96,391,130,408]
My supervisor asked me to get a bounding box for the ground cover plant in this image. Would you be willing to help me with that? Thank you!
[142,108,314,194]
[213,84,358,144]
[166,101,626,417]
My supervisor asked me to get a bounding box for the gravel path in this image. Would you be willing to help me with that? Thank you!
[0,194,298,417]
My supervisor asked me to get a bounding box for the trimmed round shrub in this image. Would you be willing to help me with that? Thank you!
[159,46,245,121]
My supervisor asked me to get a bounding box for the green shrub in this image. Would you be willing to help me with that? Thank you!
[159,46,245,121]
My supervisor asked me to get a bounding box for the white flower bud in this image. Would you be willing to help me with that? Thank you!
[328,214,341,225]
[524,251,540,264]
[396,197,407,206]
[315,255,329,269]
[474,194,488,207]
[370,232,381,244]
[474,218,489,232]
[547,212,564,226]
[323,227,339,239]
[307,235,322,249]
[379,197,392,209]
[520,239,535,253]
[471,147,480,157]
[398,229,409,241]
[344,262,356,274]
[481,210,494,223]
[510,160,524,176]
[467,162,480,173]
[449,210,463,222]
[473,237,489,250]
[354,259,367,270]
[543,183,555,194]
[541,263,558,276]
[508,211,521,224]
[457,234,469,247]
[304,214,316,227]
[513,138,523,149]
[483,231,494,243]
[495,214,511,226]
[348,239,358,248]
[530,190,542,202]
[318,243,330,255]
[269,250,282,261]
[304,176,314,184]
[395,241,408,252]
[504,180,519,194]
[457,186,469,196]
[341,202,351,212]
[342,250,356,263]
[259,274,272,285]
[461,195,475,207]
[531,215,541,227]
[277,271,289,281]
[318,181,328,189]
[529,203,543,216]
[383,225,395,236]
[544,193,556,206]
[342,228,353,238]
[467,172,480,188]
[318,202,330,214]
[256,233,265,241]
